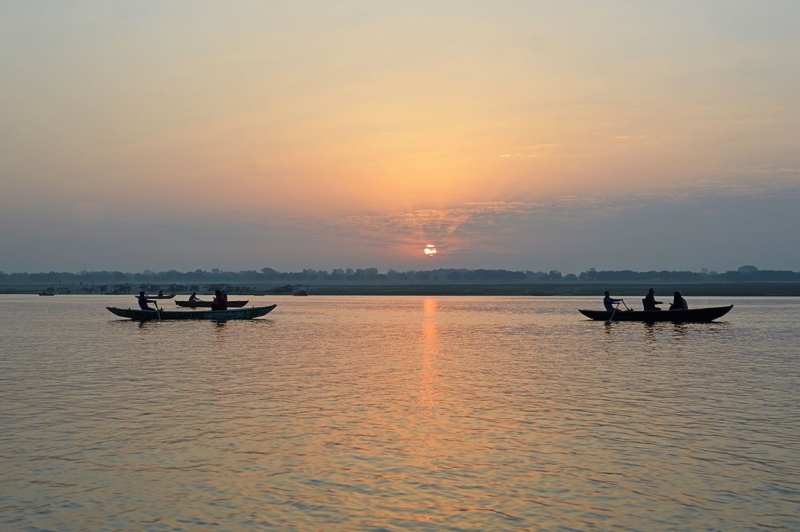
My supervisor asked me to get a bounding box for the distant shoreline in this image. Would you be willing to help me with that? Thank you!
[4,282,800,297]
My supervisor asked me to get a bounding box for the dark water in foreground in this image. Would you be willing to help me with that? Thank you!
[1,295,798,530]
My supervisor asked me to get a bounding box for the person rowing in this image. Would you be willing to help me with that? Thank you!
[137,291,157,311]
[603,291,624,312]
[188,291,200,302]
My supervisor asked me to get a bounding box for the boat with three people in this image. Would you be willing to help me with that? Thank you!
[107,304,277,321]
[579,305,733,323]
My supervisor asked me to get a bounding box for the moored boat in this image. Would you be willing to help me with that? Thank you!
[107,304,276,321]
[175,300,249,308]
[292,285,309,296]
[578,305,733,323]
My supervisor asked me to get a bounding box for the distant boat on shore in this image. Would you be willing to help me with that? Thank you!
[292,285,309,296]
[38,292,55,296]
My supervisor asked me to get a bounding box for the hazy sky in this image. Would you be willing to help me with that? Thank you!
[2,1,799,273]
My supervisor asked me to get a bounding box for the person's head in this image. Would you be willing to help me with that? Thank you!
[215,289,222,296]
[648,288,654,294]
[604,291,610,296]
[139,291,145,296]
[674,291,681,298]
[192,291,196,296]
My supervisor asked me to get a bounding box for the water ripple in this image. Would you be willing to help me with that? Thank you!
[1,295,799,529]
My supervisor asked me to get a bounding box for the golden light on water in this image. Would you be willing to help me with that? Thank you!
[420,299,440,411]
[424,244,437,257]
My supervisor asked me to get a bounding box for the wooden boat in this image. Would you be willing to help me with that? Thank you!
[578,305,733,323]
[175,300,249,308]
[107,304,276,321]
[148,294,176,299]
[38,292,56,296]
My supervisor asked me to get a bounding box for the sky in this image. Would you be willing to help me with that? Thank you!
[1,1,799,274]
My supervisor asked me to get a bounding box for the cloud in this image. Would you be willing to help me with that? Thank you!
[319,182,800,270]
[2,181,799,273]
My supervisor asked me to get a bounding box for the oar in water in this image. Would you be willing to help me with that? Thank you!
[607,303,620,324]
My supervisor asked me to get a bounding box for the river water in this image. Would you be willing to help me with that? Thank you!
[1,295,798,530]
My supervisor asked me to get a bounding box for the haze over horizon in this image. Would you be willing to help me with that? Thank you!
[2,1,799,274]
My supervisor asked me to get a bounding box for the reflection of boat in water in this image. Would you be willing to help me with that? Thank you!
[175,300,248,308]
[292,285,309,296]
[578,305,733,323]
[107,304,276,321]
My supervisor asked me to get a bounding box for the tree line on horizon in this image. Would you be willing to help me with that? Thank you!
[1,265,798,285]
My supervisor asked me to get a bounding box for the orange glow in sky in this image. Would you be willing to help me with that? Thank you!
[2,2,799,272]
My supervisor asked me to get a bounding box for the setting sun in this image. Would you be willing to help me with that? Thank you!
[424,244,437,257]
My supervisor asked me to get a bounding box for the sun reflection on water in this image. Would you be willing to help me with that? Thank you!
[419,299,440,411]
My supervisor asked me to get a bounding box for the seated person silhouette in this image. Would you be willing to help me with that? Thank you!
[210,289,228,311]
[603,291,622,312]
[669,291,688,311]
[137,291,156,311]
[642,288,662,311]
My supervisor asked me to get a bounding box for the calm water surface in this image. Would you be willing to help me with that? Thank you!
[1,295,799,530]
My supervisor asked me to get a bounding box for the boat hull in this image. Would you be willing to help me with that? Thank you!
[107,304,276,321]
[579,305,733,323]
[175,300,248,308]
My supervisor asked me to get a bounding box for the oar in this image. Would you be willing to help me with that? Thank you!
[607,303,619,324]
[154,301,162,321]
[621,299,631,311]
